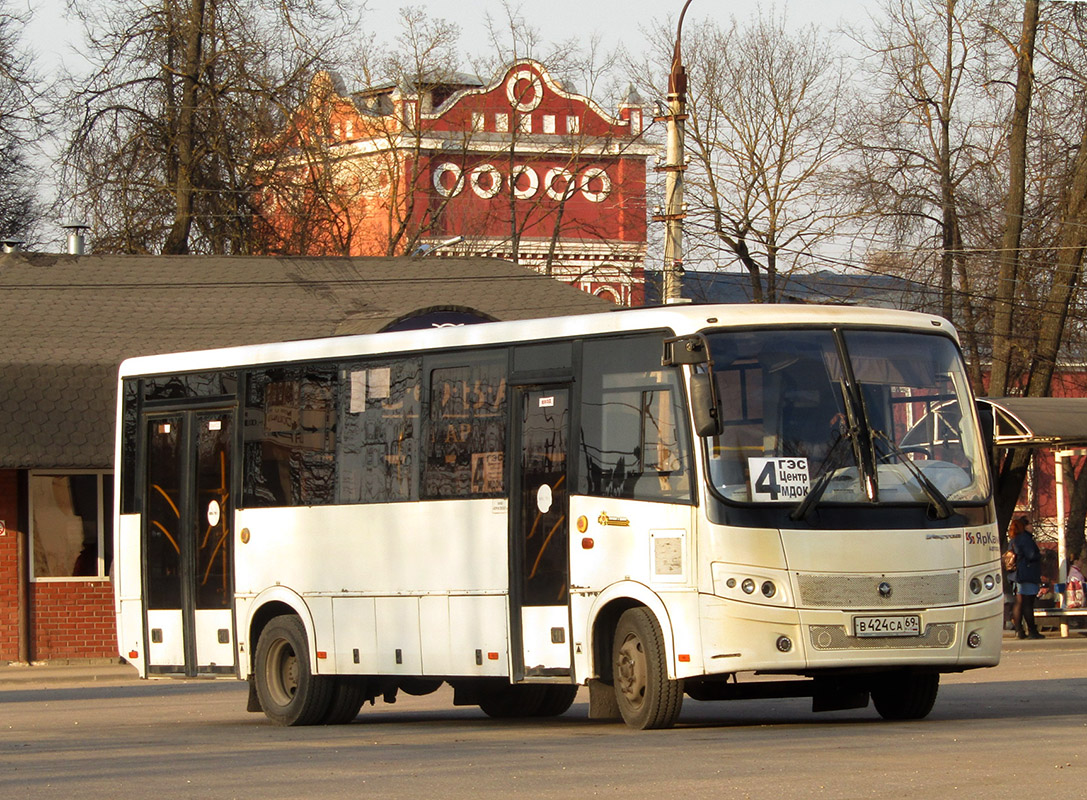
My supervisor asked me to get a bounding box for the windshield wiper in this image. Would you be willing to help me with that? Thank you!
[871,430,954,519]
[789,427,853,521]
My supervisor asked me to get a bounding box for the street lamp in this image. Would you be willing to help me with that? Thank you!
[653,0,693,304]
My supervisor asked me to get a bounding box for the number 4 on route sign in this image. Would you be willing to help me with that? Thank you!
[749,458,811,503]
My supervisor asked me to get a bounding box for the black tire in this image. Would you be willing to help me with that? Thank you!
[531,685,578,717]
[478,684,547,718]
[321,677,366,725]
[612,607,683,730]
[254,615,333,726]
[872,672,940,721]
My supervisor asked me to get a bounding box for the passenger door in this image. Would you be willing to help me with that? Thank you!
[143,409,236,676]
[511,385,572,679]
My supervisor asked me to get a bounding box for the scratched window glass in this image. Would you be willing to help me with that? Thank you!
[337,358,421,504]
[423,354,508,499]
[243,366,337,507]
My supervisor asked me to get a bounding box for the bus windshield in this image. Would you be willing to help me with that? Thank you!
[704,328,989,508]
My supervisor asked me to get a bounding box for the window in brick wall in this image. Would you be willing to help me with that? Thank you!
[29,471,114,580]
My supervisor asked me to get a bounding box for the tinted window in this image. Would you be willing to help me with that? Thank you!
[423,354,508,499]
[144,371,237,401]
[338,359,421,503]
[243,366,337,507]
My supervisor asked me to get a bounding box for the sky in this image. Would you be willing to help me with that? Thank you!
[23,0,866,78]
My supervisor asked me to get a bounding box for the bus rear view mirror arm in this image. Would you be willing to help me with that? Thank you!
[689,372,722,437]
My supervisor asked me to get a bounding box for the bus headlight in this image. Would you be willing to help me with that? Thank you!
[741,578,756,594]
[970,577,982,595]
[983,574,996,591]
[761,581,776,598]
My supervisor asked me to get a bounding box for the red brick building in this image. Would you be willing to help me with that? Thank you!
[257,60,651,306]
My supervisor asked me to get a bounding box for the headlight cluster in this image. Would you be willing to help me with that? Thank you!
[969,572,999,596]
[718,567,788,605]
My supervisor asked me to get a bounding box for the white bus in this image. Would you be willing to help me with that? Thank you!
[113,304,1002,729]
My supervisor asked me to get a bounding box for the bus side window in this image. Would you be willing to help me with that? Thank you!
[578,335,692,503]
[422,354,508,500]
[242,366,337,507]
[337,359,421,504]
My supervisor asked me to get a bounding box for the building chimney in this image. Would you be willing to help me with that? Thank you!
[1,238,25,253]
[63,222,90,255]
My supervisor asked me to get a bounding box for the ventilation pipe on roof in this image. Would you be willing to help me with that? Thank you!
[63,222,90,255]
[1,237,24,253]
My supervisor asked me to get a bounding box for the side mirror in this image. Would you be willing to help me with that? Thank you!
[690,372,722,437]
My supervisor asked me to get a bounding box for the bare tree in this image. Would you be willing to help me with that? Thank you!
[61,0,352,255]
[637,12,853,303]
[844,0,1003,387]
[0,1,45,243]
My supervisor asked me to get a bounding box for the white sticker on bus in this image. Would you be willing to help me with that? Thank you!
[749,457,810,502]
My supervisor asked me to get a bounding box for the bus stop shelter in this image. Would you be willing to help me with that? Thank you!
[980,396,1087,634]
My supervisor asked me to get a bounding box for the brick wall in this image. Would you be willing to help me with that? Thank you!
[0,470,19,661]
[31,580,116,660]
[1,469,117,662]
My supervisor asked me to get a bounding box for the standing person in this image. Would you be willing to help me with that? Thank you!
[1010,516,1045,639]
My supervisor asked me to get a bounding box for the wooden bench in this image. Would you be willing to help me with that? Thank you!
[1033,607,1087,637]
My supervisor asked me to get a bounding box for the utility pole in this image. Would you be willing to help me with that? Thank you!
[653,0,693,304]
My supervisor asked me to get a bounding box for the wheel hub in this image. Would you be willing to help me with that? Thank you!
[615,633,647,707]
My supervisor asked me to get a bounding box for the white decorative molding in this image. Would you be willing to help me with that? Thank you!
[470,164,502,199]
[579,167,611,203]
[432,162,464,197]
[544,167,575,201]
[506,69,544,112]
[510,165,540,199]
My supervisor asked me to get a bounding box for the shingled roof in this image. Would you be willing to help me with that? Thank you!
[0,252,613,469]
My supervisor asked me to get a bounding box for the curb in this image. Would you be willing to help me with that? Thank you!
[0,662,140,688]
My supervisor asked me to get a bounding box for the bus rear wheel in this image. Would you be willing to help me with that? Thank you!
[321,677,366,725]
[254,615,333,726]
[479,684,546,718]
[612,608,683,729]
[872,672,939,721]
[532,685,578,717]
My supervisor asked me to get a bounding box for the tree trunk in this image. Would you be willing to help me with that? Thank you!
[1066,456,1087,562]
[938,0,956,323]
[162,0,208,255]
[988,0,1039,396]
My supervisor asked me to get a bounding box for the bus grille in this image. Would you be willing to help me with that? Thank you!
[808,624,957,651]
[796,573,960,609]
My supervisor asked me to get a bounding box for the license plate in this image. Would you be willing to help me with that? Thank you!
[853,615,921,637]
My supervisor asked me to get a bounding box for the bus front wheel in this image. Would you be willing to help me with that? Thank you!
[872,672,939,720]
[612,608,683,729]
[254,615,333,726]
